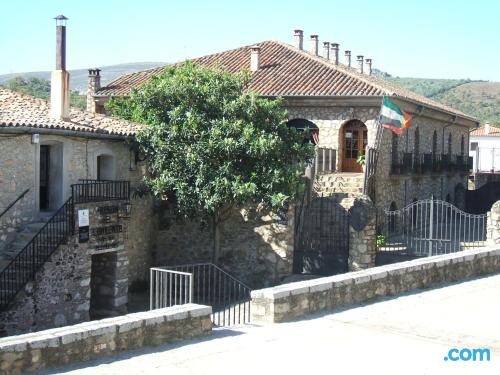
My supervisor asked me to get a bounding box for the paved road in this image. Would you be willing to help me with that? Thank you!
[42,274,500,375]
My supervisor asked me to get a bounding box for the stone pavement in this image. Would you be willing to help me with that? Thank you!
[39,274,500,375]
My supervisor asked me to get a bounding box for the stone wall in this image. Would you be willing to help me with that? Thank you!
[0,201,130,337]
[154,204,295,289]
[0,304,212,375]
[0,135,37,252]
[375,114,470,212]
[250,246,500,323]
[348,196,376,271]
[0,132,156,287]
[487,200,500,246]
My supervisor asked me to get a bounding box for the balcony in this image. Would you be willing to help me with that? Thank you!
[391,153,472,176]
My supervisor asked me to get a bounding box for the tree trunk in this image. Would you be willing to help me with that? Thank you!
[212,211,221,264]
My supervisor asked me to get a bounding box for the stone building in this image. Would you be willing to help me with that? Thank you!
[90,30,479,278]
[0,17,155,335]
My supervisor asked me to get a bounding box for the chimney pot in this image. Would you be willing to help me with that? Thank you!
[357,55,364,74]
[330,43,339,65]
[294,29,304,50]
[345,50,351,67]
[309,35,319,56]
[365,58,372,75]
[250,45,261,72]
[323,42,330,60]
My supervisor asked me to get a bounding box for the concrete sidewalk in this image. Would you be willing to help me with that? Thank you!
[42,274,500,375]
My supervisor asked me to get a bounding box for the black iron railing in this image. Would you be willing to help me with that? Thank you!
[0,189,30,221]
[72,180,130,204]
[0,197,74,310]
[391,153,470,176]
[154,263,252,327]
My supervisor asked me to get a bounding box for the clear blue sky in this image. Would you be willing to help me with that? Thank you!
[1,0,499,81]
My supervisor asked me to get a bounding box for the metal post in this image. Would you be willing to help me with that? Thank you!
[428,195,434,256]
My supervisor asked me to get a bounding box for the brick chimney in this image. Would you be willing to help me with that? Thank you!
[86,69,101,113]
[365,58,372,75]
[309,35,319,56]
[294,29,304,50]
[323,42,330,60]
[250,45,261,72]
[330,43,339,65]
[345,50,351,67]
[357,55,364,74]
[50,15,70,120]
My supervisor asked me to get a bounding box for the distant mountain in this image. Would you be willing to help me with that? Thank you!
[0,62,166,94]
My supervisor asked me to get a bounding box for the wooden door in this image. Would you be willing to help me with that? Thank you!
[342,122,367,172]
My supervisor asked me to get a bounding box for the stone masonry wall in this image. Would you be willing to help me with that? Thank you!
[154,204,295,289]
[0,201,130,337]
[0,133,155,287]
[0,135,37,252]
[375,115,470,213]
[250,246,500,323]
[0,304,212,375]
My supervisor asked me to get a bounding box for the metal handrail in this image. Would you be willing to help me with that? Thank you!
[0,197,74,310]
[0,189,30,221]
[154,263,252,326]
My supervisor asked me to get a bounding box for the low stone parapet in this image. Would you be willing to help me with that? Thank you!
[0,304,212,374]
[251,247,500,323]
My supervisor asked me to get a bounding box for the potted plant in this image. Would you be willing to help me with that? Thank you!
[357,154,366,173]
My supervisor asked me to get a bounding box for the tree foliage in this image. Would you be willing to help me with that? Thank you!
[108,63,314,223]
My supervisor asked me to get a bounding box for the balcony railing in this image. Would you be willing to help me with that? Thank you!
[391,153,472,176]
[71,179,130,204]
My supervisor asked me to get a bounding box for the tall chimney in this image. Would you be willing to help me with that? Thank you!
[294,29,303,50]
[330,43,339,65]
[357,55,364,74]
[250,45,261,72]
[50,15,70,120]
[323,42,330,60]
[485,122,491,135]
[86,69,101,113]
[309,35,319,56]
[365,58,372,75]
[345,50,351,67]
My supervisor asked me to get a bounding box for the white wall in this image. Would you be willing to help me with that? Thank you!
[470,135,500,172]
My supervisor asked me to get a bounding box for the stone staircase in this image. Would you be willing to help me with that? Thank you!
[314,173,364,196]
[0,213,53,272]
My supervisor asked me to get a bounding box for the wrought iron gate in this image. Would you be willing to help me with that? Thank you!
[381,197,487,257]
[294,195,349,275]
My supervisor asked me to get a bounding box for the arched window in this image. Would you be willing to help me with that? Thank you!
[448,133,452,155]
[460,135,465,156]
[432,130,438,155]
[287,118,319,145]
[391,132,398,170]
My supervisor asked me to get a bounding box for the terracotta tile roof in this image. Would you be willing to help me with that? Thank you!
[471,125,500,137]
[96,40,476,121]
[0,87,142,136]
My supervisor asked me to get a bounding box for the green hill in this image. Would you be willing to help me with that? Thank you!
[0,62,165,94]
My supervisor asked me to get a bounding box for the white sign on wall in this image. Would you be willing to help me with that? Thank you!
[78,209,90,227]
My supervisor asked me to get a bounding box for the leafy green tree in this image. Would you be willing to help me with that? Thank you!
[108,62,313,261]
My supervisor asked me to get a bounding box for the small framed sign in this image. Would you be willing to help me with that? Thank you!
[78,209,90,243]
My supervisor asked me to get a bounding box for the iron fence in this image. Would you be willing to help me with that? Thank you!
[314,147,336,175]
[150,268,193,309]
[71,180,130,204]
[151,263,252,326]
[381,197,487,257]
[391,153,471,176]
[0,197,74,310]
